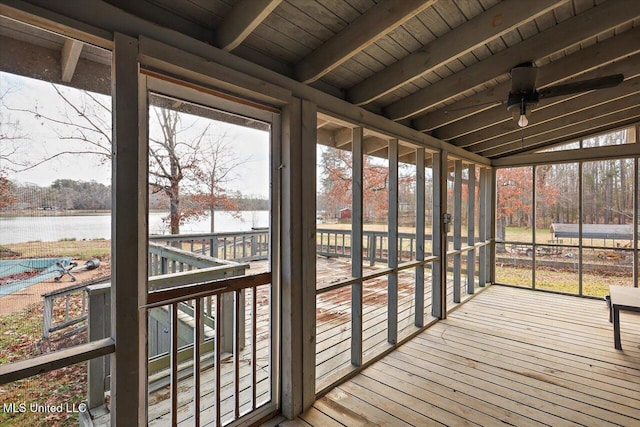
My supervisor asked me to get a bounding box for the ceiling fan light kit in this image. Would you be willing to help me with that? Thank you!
[504,62,624,128]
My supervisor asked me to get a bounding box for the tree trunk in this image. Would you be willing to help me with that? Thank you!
[210,205,215,233]
[497,217,506,253]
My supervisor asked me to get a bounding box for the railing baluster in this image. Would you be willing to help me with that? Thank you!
[171,303,178,427]
[194,298,202,427]
[234,290,240,419]
[251,286,257,410]
[65,294,70,323]
[215,294,222,427]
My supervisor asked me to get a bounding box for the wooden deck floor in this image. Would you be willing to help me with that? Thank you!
[287,285,640,427]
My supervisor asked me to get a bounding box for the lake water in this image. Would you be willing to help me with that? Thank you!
[0,211,269,244]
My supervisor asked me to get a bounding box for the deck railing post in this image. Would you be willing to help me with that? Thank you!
[87,283,111,409]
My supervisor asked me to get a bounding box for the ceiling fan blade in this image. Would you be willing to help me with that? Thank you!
[510,63,538,93]
[538,74,624,99]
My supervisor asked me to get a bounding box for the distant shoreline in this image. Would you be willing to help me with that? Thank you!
[0,209,111,217]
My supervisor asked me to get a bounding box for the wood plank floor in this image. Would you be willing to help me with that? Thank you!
[291,285,640,427]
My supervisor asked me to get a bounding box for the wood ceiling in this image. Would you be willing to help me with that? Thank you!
[5,0,640,160]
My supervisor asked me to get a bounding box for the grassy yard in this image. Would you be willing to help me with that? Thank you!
[0,299,87,427]
[0,239,110,260]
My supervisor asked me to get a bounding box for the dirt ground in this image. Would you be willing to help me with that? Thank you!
[0,260,110,316]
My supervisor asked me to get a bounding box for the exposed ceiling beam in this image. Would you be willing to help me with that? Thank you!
[60,38,83,83]
[445,55,640,145]
[215,0,282,51]
[467,82,640,153]
[384,0,640,121]
[347,0,564,106]
[294,0,436,84]
[421,28,640,135]
[478,99,640,157]
[492,113,640,159]
[493,140,640,168]
[0,35,110,95]
[316,127,353,148]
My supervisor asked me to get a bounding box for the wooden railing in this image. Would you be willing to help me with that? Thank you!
[42,282,89,339]
[317,228,434,265]
[85,241,250,409]
[149,229,269,262]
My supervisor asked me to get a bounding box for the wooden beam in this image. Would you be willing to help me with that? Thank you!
[415,148,425,327]
[453,159,462,303]
[0,338,115,385]
[432,151,446,319]
[60,38,83,82]
[1,0,491,166]
[476,95,640,157]
[348,0,564,105]
[294,0,436,83]
[0,35,110,94]
[388,139,399,345]
[301,99,317,410]
[459,76,640,150]
[281,98,304,418]
[385,0,640,121]
[478,168,487,286]
[441,53,640,143]
[111,33,146,426]
[351,127,364,366]
[492,137,640,167]
[215,0,282,51]
[484,105,640,158]
[413,27,640,132]
[466,164,476,295]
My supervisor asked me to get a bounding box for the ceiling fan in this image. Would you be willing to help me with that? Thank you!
[507,62,624,127]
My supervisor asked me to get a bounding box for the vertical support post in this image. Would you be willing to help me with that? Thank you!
[634,158,638,289]
[300,100,317,410]
[578,162,583,296]
[111,33,146,426]
[432,151,447,319]
[281,98,303,418]
[388,139,398,344]
[453,160,462,303]
[467,164,476,295]
[88,284,111,409]
[415,149,425,327]
[351,127,364,366]
[478,168,487,287]
[489,167,496,284]
[532,166,537,289]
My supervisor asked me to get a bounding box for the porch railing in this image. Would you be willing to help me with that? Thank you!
[149,229,269,262]
[316,228,435,265]
[86,240,249,409]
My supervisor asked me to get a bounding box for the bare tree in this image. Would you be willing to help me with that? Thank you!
[3,84,111,171]
[148,106,211,235]
[3,81,249,235]
[192,135,247,232]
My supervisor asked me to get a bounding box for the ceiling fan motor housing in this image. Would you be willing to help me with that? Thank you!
[506,91,539,111]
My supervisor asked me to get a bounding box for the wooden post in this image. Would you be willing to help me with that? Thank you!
[415,148,425,327]
[489,167,496,284]
[388,139,398,344]
[111,33,147,426]
[478,168,487,287]
[432,151,447,319]
[467,164,476,294]
[87,284,111,409]
[42,297,53,339]
[301,99,317,410]
[453,159,462,303]
[351,127,364,366]
[281,98,303,418]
